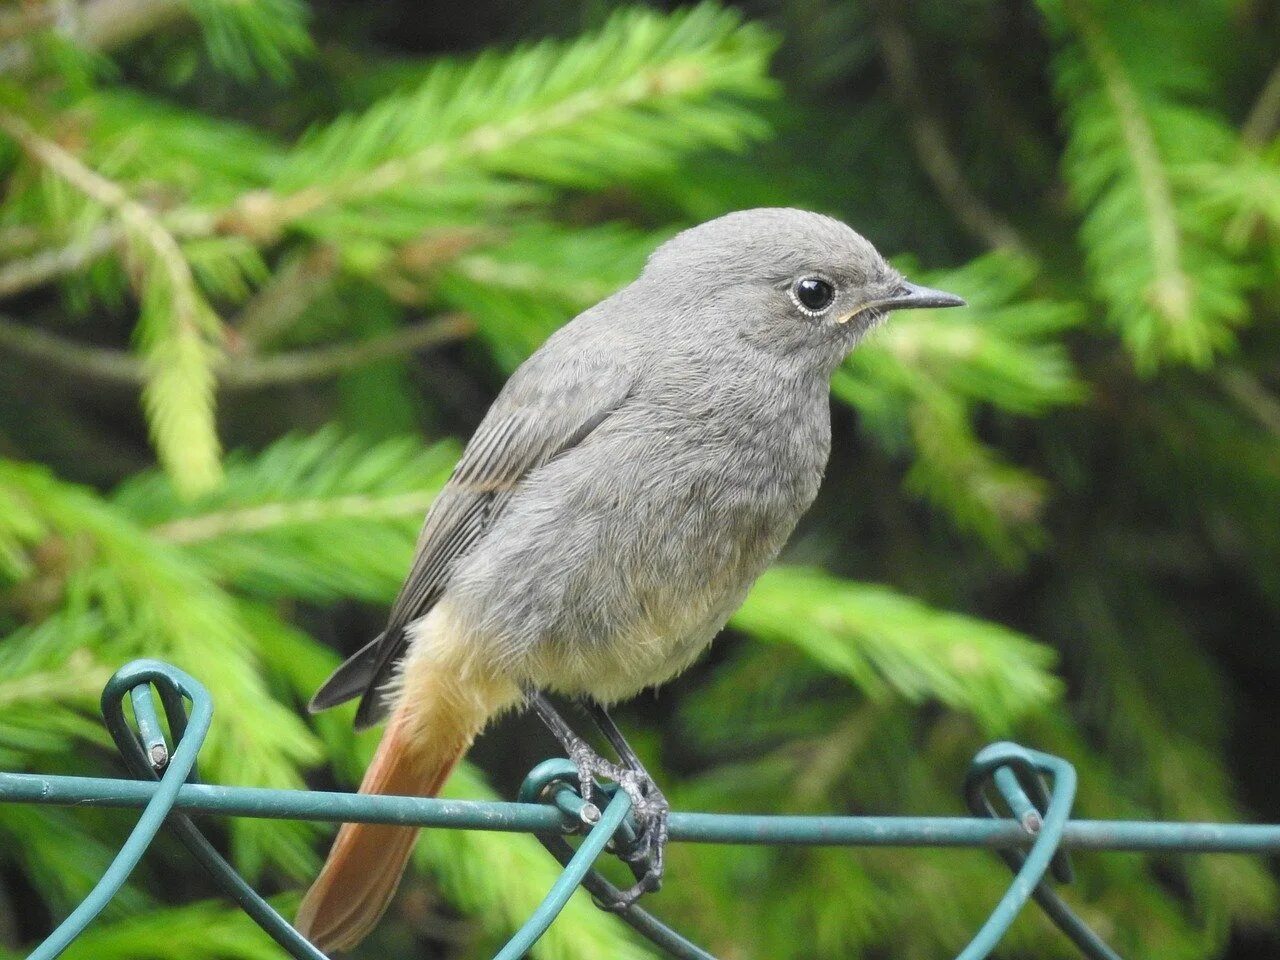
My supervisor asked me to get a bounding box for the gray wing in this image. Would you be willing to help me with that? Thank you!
[310,338,634,729]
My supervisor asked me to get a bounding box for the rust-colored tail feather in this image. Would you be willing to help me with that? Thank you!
[295,703,475,953]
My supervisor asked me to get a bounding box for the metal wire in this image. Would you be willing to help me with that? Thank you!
[5,659,1280,960]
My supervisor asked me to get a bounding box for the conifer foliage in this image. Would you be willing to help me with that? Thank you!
[0,1,1278,958]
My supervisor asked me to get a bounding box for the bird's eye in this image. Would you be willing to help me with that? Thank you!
[792,277,836,314]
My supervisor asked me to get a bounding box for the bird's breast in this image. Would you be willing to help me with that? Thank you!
[445,367,832,699]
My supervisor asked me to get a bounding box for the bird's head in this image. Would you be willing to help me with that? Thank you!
[640,208,964,370]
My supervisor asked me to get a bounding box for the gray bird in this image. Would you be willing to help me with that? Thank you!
[296,207,964,951]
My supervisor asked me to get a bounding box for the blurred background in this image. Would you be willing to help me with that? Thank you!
[1,0,1279,957]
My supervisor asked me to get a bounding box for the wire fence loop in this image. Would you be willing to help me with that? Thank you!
[8,659,1280,960]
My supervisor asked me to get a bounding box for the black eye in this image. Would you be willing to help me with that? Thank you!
[793,277,835,313]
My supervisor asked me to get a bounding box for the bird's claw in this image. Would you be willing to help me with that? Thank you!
[564,744,668,910]
[603,771,668,910]
[567,740,626,807]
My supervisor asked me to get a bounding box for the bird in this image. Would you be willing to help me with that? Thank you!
[295,207,964,952]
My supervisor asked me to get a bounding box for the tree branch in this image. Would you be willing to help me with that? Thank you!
[1241,57,1280,148]
[222,312,473,388]
[0,111,220,340]
[78,0,188,54]
[234,247,340,348]
[868,6,1031,256]
[0,0,188,73]
[152,490,441,544]
[1218,366,1280,438]
[0,312,473,390]
[1225,57,1280,247]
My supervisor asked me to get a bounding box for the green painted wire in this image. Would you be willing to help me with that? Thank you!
[103,669,329,960]
[519,760,719,960]
[28,661,213,960]
[537,832,719,960]
[976,754,1120,960]
[22,659,1280,960]
[954,744,1080,960]
[493,787,634,960]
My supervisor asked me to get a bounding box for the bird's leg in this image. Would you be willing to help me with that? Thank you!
[583,701,668,908]
[526,693,667,909]
[527,692,628,810]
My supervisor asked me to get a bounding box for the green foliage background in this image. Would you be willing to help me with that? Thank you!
[0,0,1278,957]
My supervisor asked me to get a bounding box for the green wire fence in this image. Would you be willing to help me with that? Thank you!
[3,660,1280,960]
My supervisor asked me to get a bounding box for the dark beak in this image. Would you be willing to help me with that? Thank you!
[876,279,966,311]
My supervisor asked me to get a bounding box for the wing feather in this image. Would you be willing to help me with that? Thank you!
[311,342,634,729]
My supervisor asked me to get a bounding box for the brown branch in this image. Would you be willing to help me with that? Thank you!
[0,316,145,383]
[0,0,187,73]
[0,4,58,46]
[0,225,121,297]
[0,209,214,299]
[78,0,188,54]
[1225,57,1280,247]
[1241,58,1280,148]
[0,312,473,390]
[222,313,473,388]
[1218,366,1280,438]
[234,247,340,348]
[868,6,1031,256]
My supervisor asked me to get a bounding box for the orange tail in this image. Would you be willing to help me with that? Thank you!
[294,710,468,953]
[296,644,516,954]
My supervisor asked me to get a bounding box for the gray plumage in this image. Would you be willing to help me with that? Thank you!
[311,207,962,728]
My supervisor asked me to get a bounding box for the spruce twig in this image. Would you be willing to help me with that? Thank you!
[1225,57,1280,246]
[0,110,224,494]
[0,312,472,389]
[0,0,188,75]
[867,4,1031,256]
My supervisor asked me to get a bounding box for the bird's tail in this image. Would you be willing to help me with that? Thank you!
[295,656,511,953]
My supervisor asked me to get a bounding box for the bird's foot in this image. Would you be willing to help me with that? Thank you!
[603,769,668,910]
[527,692,668,909]
[565,737,628,808]
[563,742,667,909]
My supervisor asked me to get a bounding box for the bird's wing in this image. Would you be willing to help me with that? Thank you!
[310,341,634,729]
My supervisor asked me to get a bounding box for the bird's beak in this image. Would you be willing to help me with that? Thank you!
[838,279,966,324]
[876,279,966,311]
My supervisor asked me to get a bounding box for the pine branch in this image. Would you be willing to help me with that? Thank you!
[0,4,60,46]
[0,211,214,298]
[0,0,187,76]
[1067,0,1189,323]
[732,567,1060,737]
[0,224,120,297]
[184,0,312,81]
[2,0,310,80]
[0,314,145,383]
[1218,367,1280,437]
[1241,57,1280,148]
[1224,57,1280,245]
[234,247,339,347]
[225,312,472,386]
[76,0,188,54]
[832,251,1081,551]
[223,4,775,242]
[53,896,305,960]
[0,459,324,869]
[112,429,457,602]
[1043,0,1248,369]
[868,4,1030,255]
[152,489,439,544]
[0,111,224,495]
[0,311,471,389]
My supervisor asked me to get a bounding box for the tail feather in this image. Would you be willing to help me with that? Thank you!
[308,633,385,714]
[295,695,477,953]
